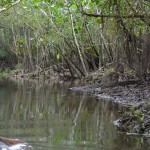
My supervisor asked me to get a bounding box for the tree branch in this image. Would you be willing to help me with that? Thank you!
[82,11,150,19]
[0,0,21,13]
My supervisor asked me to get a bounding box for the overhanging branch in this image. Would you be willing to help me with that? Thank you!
[0,0,21,13]
[82,11,150,19]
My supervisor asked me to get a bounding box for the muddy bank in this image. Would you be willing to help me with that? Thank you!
[70,82,150,106]
[70,81,150,136]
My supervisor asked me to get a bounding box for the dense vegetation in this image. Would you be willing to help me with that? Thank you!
[0,0,150,136]
[0,0,149,79]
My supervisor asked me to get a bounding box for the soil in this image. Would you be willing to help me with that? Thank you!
[70,82,150,106]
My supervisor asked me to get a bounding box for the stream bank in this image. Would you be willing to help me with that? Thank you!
[70,82,150,136]
[2,64,150,137]
[70,68,150,137]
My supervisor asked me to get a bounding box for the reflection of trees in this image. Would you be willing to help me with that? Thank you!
[0,79,149,149]
[58,90,124,146]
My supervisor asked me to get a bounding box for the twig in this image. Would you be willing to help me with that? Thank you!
[0,0,21,13]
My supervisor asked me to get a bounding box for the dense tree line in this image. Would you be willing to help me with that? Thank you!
[0,0,149,78]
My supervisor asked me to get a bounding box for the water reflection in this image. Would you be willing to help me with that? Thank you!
[0,79,149,150]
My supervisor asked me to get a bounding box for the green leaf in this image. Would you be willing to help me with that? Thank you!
[91,0,99,5]
[75,22,82,29]
[56,17,62,24]
[57,0,64,7]
[89,2,94,8]
[56,53,60,60]
[82,0,88,6]
[71,4,77,10]
[44,0,51,2]
[33,0,41,3]
[96,18,101,24]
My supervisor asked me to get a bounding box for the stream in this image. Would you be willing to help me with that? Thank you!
[0,79,149,150]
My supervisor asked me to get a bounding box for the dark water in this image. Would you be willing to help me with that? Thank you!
[0,79,149,150]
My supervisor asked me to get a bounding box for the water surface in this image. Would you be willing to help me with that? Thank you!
[0,79,149,150]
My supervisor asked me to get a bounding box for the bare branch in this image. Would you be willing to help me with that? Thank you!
[82,11,150,19]
[0,0,21,13]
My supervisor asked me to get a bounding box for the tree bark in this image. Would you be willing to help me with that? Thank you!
[70,13,88,76]
[81,11,150,19]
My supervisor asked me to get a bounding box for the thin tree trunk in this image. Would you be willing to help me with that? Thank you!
[70,13,88,76]
[11,26,17,54]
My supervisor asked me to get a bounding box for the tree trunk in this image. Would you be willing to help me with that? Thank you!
[70,13,88,76]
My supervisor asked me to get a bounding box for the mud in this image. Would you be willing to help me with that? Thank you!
[70,81,150,135]
[70,82,150,106]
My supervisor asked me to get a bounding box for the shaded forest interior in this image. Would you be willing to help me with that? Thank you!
[0,0,149,81]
